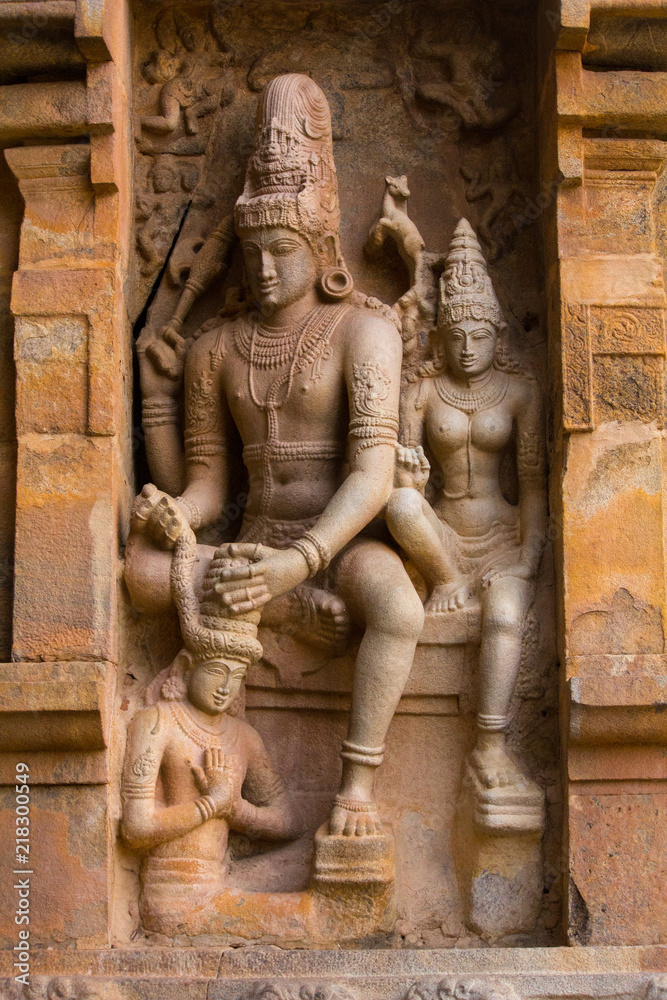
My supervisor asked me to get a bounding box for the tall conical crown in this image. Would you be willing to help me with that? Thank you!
[439,218,503,329]
[234,74,341,263]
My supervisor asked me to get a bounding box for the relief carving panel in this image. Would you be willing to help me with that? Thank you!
[119,0,557,951]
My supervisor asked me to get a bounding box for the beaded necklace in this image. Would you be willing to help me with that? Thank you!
[435,369,507,414]
[170,701,239,753]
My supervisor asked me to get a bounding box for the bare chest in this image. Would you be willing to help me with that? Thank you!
[426,388,514,457]
[222,320,349,441]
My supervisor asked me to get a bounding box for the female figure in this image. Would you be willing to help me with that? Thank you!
[387,219,547,810]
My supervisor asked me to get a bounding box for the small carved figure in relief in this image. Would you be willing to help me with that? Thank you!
[411,11,518,132]
[130,74,424,842]
[121,485,299,919]
[365,176,427,292]
[140,51,225,137]
[138,10,232,154]
[460,145,524,262]
[386,219,546,828]
[136,157,200,277]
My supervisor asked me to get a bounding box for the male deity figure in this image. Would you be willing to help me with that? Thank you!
[130,74,425,838]
[122,499,300,926]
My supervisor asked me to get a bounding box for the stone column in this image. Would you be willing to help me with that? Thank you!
[0,0,132,948]
[540,6,667,945]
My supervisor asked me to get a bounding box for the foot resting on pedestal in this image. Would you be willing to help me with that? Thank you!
[329,795,384,837]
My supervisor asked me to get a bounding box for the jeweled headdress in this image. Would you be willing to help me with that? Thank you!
[235,73,343,268]
[439,218,504,329]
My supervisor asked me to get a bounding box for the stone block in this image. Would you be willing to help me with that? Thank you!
[0,783,110,949]
[561,423,667,650]
[0,661,113,752]
[15,316,89,435]
[13,434,118,661]
[0,441,15,661]
[569,791,667,945]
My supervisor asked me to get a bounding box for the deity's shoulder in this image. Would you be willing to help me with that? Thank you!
[186,315,239,375]
[338,302,402,356]
[124,704,165,754]
[503,366,541,410]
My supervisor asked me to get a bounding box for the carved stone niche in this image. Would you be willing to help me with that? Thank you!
[118,0,558,951]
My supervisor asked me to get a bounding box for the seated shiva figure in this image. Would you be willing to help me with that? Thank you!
[121,494,300,926]
[387,219,547,805]
[129,73,424,839]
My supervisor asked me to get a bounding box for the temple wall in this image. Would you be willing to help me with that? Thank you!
[0,0,664,996]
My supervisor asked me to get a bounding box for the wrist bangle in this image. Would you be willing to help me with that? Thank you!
[303,531,331,570]
[195,795,215,822]
[142,399,180,428]
[175,495,202,531]
[290,538,320,578]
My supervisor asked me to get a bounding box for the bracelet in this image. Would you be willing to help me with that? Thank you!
[302,531,332,571]
[175,495,202,532]
[340,739,386,768]
[195,795,216,822]
[143,399,180,428]
[291,531,332,578]
[290,538,320,578]
[477,714,508,732]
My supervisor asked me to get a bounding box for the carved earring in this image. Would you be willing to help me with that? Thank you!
[320,266,354,301]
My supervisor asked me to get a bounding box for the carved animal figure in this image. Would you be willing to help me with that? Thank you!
[365,175,426,289]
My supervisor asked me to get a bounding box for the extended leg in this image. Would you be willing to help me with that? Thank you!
[331,539,424,835]
[472,575,532,787]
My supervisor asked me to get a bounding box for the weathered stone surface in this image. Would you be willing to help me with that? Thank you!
[0,784,109,950]
[0,0,665,980]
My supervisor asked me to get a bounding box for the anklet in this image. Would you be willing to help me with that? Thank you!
[333,795,378,813]
[477,713,508,732]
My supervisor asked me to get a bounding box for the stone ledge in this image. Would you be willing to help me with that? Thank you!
[0,660,114,751]
[0,945,664,989]
[568,675,667,745]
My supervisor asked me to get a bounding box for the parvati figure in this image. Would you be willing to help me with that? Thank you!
[387,219,547,824]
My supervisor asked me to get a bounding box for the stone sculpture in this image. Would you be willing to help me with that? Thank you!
[128,73,425,855]
[365,175,427,292]
[387,218,546,832]
[121,486,300,930]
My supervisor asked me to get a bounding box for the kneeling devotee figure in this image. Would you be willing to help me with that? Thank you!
[387,219,547,829]
[122,494,301,923]
[130,73,424,838]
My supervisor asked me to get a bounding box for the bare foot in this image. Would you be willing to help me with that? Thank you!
[291,585,351,654]
[263,585,351,655]
[328,796,384,837]
[469,743,528,790]
[426,580,471,613]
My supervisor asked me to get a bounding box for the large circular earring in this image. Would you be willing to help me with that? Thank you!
[320,266,354,301]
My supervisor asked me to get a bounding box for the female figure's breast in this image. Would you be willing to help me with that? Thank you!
[470,406,514,453]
